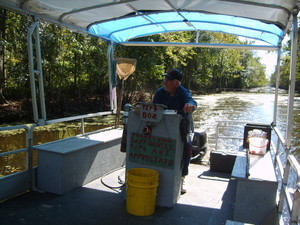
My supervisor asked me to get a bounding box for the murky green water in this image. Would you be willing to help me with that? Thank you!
[0,119,114,176]
[1,92,299,175]
[192,92,300,160]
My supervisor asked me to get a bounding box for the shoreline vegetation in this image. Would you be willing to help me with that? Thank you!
[0,87,293,126]
[0,87,292,128]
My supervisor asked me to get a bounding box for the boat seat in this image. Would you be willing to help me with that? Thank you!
[34,128,125,194]
[232,147,277,181]
[231,147,277,225]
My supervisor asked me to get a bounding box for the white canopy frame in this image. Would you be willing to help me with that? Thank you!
[27,21,47,125]
[285,11,298,150]
[0,2,299,222]
[0,0,298,46]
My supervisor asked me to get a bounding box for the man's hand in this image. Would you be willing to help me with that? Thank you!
[183,103,196,113]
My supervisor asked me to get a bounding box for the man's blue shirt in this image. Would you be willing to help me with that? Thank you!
[153,85,197,115]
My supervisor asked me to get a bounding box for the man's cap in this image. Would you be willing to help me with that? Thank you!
[164,69,182,81]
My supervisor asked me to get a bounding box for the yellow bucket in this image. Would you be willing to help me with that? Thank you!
[126,168,159,216]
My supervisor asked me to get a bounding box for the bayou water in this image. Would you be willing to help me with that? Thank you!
[1,91,300,175]
[192,91,300,160]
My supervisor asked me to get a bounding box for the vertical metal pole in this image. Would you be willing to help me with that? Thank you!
[111,44,117,112]
[286,12,298,150]
[27,22,39,122]
[81,118,85,134]
[34,22,47,122]
[272,48,281,127]
[107,43,113,111]
[278,158,291,214]
[27,127,33,190]
[291,186,300,223]
[27,124,37,190]
[215,121,220,151]
[107,42,117,112]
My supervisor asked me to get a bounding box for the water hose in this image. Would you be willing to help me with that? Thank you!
[100,166,126,193]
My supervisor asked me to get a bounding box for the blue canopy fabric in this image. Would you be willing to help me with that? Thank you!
[88,12,284,46]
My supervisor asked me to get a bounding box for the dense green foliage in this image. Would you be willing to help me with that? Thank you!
[270,28,300,93]
[0,9,275,121]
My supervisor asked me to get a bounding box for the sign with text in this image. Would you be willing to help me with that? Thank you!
[139,103,164,122]
[129,133,176,169]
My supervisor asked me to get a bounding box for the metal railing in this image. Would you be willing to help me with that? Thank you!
[46,111,114,135]
[0,124,33,173]
[0,111,115,200]
[215,120,247,151]
[272,127,300,225]
[215,120,300,225]
[0,124,36,200]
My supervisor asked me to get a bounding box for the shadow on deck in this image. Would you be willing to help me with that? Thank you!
[0,164,236,225]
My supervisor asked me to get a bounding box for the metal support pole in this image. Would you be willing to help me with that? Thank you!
[27,20,46,125]
[272,47,281,127]
[291,185,300,223]
[196,31,199,43]
[27,124,37,191]
[81,118,85,134]
[285,12,298,150]
[34,22,47,122]
[278,158,291,214]
[107,42,117,113]
[27,22,39,122]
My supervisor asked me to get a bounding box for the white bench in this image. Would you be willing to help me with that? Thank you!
[34,128,125,194]
[232,147,278,225]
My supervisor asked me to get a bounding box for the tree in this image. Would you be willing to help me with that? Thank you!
[0,9,8,103]
[1,9,270,123]
[271,27,300,92]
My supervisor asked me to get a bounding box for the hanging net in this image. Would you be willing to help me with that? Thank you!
[115,58,137,80]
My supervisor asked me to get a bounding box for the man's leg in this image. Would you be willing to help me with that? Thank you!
[181,133,193,194]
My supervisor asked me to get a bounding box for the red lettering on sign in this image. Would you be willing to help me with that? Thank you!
[142,112,147,118]
[142,112,158,119]
[141,104,159,112]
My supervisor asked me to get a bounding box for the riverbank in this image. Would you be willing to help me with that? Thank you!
[0,97,114,126]
[1,87,293,126]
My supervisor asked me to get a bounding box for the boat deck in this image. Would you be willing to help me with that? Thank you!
[0,164,236,225]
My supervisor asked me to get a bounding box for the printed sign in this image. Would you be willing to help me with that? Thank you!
[139,103,164,122]
[129,132,176,169]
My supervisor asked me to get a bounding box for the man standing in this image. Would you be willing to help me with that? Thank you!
[153,69,197,194]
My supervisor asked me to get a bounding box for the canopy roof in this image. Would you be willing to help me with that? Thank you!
[0,0,299,47]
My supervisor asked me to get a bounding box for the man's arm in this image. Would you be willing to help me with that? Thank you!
[183,103,196,113]
[183,89,197,113]
[153,87,163,104]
